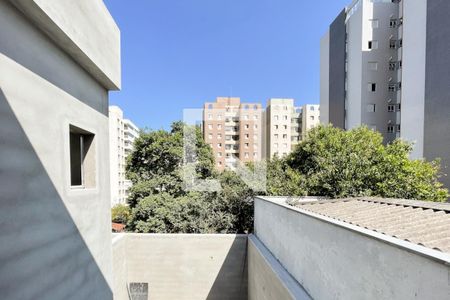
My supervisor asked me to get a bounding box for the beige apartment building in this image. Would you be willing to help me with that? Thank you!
[301,104,320,140]
[109,106,139,207]
[203,97,262,170]
[264,99,320,158]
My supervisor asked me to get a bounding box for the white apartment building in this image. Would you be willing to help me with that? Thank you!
[321,0,450,191]
[264,99,320,158]
[109,106,139,206]
[301,104,320,140]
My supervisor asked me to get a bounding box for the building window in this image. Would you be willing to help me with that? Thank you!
[387,125,394,133]
[396,124,401,132]
[283,134,287,139]
[274,143,278,148]
[369,83,377,92]
[253,115,258,120]
[70,125,95,188]
[253,105,258,110]
[275,115,279,121]
[253,152,257,158]
[283,143,287,148]
[275,125,279,130]
[370,19,379,28]
[397,103,401,111]
[368,40,378,50]
[218,152,222,157]
[254,124,258,129]
[217,114,222,120]
[218,143,222,148]
[245,134,249,139]
[368,62,378,71]
[217,124,222,130]
[310,116,315,120]
[388,105,395,112]
[245,152,249,158]
[244,115,249,120]
[367,104,376,112]
[275,134,279,139]
[245,143,249,149]
[208,124,213,130]
[283,125,288,130]
[208,134,213,139]
[245,124,249,130]
[283,115,288,120]
[208,104,213,109]
[217,134,222,139]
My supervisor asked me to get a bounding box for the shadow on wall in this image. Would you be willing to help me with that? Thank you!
[0,90,112,300]
[206,236,248,300]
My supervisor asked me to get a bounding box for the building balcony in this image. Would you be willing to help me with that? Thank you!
[111,197,450,300]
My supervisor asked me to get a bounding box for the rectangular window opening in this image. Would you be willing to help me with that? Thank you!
[70,125,95,188]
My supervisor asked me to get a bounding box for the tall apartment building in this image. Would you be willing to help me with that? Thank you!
[203,97,262,170]
[109,106,139,206]
[301,104,320,140]
[265,99,298,158]
[264,99,320,158]
[321,0,450,190]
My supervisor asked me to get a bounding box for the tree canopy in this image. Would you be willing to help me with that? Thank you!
[120,122,448,234]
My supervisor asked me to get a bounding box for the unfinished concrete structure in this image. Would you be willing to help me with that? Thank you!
[0,0,120,299]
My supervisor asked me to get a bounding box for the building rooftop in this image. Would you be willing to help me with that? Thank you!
[293,197,450,253]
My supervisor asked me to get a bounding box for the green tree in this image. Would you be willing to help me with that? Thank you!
[111,204,131,224]
[126,122,215,206]
[287,125,448,201]
[125,121,255,234]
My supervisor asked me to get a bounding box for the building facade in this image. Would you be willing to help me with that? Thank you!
[301,104,320,140]
[265,99,320,158]
[321,0,450,190]
[0,0,120,298]
[203,97,262,170]
[109,106,139,207]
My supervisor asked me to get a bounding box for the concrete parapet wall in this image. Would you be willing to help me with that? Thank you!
[248,235,311,300]
[8,0,121,89]
[112,234,248,300]
[254,197,450,300]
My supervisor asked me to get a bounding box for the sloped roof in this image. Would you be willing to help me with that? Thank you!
[294,198,450,253]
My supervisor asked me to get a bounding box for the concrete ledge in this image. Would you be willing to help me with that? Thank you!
[112,234,248,300]
[248,235,311,300]
[9,0,121,90]
[254,196,450,299]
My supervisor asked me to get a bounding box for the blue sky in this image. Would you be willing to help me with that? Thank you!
[104,0,348,130]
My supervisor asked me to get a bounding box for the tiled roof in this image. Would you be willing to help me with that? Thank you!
[112,222,126,232]
[294,197,450,254]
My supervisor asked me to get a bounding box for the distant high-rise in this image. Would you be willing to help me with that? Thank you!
[321,0,450,190]
[203,97,262,170]
[264,99,320,158]
[109,106,139,206]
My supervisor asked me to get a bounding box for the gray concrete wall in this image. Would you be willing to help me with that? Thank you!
[9,0,121,89]
[254,197,450,300]
[112,234,248,300]
[0,1,118,299]
[112,235,129,300]
[328,9,346,129]
[424,0,450,191]
[248,235,311,300]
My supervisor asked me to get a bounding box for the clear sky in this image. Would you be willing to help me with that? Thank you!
[104,0,349,130]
